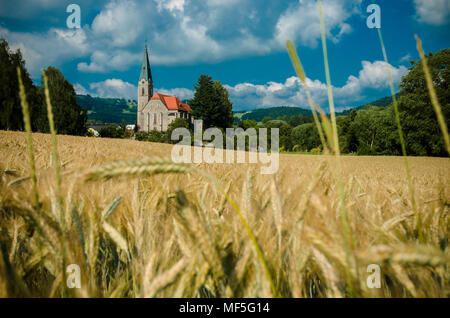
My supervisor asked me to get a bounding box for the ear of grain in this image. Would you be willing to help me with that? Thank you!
[101,196,122,220]
[102,221,130,259]
[142,258,186,298]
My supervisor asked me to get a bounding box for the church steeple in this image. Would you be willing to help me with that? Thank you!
[140,43,153,87]
[137,42,154,129]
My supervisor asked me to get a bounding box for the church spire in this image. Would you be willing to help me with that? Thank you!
[140,43,153,84]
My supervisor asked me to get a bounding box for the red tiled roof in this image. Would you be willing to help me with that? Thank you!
[151,93,192,113]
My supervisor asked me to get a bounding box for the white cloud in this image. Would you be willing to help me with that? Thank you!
[158,87,194,100]
[414,0,450,26]
[88,79,137,99]
[399,53,412,64]
[77,50,141,73]
[224,60,407,109]
[274,0,360,48]
[156,0,185,12]
[0,26,89,76]
[91,0,144,47]
[358,61,408,89]
[74,83,90,95]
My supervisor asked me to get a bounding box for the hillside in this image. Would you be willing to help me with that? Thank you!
[232,94,399,122]
[239,106,312,122]
[76,94,137,124]
[336,93,401,116]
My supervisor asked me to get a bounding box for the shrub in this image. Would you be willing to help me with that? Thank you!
[292,145,302,152]
[135,130,165,143]
[99,124,124,138]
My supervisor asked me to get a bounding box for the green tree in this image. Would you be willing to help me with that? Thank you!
[120,119,127,132]
[344,107,398,155]
[279,123,294,151]
[238,119,258,130]
[188,75,233,130]
[263,119,287,128]
[213,80,234,129]
[165,118,190,144]
[147,130,165,143]
[292,123,321,151]
[0,38,42,131]
[41,66,87,135]
[398,48,450,156]
[99,124,124,138]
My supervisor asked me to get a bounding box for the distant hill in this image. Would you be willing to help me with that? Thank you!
[239,106,312,122]
[76,95,137,124]
[336,93,401,116]
[233,94,400,122]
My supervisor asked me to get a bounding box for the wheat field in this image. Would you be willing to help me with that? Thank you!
[0,130,448,298]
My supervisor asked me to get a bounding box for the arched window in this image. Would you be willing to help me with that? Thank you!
[142,87,145,96]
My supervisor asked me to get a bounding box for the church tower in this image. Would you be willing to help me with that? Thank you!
[137,43,153,129]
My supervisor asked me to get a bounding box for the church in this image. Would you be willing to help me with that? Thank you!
[137,44,193,132]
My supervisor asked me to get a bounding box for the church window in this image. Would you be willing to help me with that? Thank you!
[142,87,144,96]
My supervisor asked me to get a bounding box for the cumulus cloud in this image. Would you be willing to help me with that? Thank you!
[74,83,91,96]
[414,0,450,26]
[155,0,185,12]
[77,50,141,73]
[91,0,145,47]
[74,79,137,99]
[157,87,194,100]
[90,79,137,99]
[0,26,89,76]
[357,61,408,89]
[224,60,407,110]
[274,0,360,48]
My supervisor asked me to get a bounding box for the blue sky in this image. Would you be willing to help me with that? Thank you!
[0,0,449,111]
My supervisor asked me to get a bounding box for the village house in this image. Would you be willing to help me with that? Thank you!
[136,44,193,132]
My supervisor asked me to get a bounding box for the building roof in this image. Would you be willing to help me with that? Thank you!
[151,93,192,113]
[139,44,153,84]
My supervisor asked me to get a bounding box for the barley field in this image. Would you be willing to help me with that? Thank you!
[0,130,448,298]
